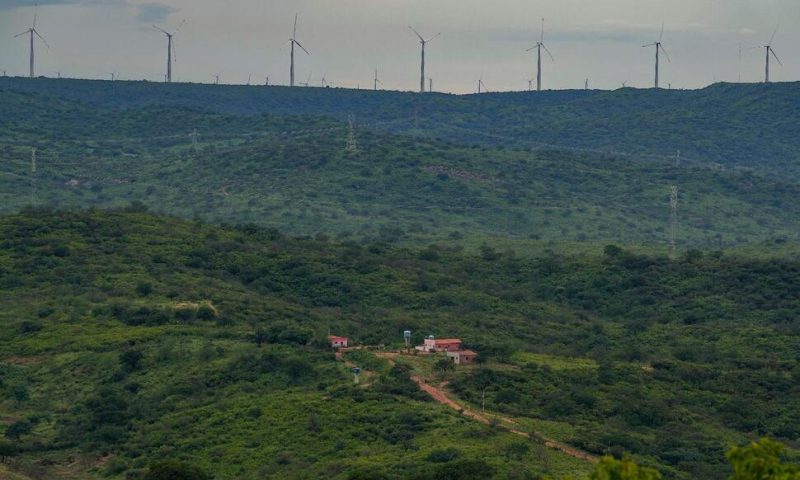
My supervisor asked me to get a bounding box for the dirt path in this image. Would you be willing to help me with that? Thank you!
[410,375,598,463]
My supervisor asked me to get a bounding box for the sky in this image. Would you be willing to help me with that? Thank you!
[1,0,799,93]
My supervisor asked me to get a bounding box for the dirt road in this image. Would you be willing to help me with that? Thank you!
[410,374,598,463]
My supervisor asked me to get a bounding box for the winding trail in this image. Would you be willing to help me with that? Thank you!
[373,352,597,463]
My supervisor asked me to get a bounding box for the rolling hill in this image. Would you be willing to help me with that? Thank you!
[1,84,800,251]
[0,209,798,479]
[2,77,800,176]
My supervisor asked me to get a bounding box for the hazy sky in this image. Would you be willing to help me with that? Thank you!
[1,0,799,93]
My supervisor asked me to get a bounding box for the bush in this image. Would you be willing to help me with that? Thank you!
[144,460,210,480]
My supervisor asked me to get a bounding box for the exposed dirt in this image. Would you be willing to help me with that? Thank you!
[3,356,45,366]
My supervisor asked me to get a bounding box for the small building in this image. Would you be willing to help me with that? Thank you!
[329,335,349,348]
[447,350,478,365]
[416,336,462,353]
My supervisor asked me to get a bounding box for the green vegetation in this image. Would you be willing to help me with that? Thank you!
[0,209,798,478]
[1,78,799,479]
[2,83,800,250]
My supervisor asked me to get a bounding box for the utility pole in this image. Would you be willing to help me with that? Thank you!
[670,186,679,258]
[30,147,37,205]
[345,114,358,153]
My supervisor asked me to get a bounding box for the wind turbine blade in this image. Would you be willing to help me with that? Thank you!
[771,49,783,67]
[642,42,656,48]
[525,45,537,52]
[426,32,441,42]
[34,29,50,49]
[659,21,665,42]
[173,19,186,35]
[293,14,298,38]
[408,26,424,42]
[769,25,779,45]
[660,44,671,63]
[14,30,30,38]
[33,8,38,29]
[153,25,170,35]
[540,18,545,43]
[542,44,555,62]
[295,40,310,55]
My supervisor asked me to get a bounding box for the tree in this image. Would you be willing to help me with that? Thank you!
[4,420,32,440]
[144,460,211,480]
[589,456,662,480]
[0,441,17,463]
[120,350,144,372]
[726,438,800,480]
[435,358,454,377]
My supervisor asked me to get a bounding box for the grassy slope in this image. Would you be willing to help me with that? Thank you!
[0,210,798,479]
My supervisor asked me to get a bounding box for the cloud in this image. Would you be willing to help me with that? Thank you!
[0,0,124,8]
[0,0,175,23]
[135,2,176,23]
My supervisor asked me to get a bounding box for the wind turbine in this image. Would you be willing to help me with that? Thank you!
[409,26,440,93]
[14,8,49,78]
[299,72,312,87]
[213,74,220,85]
[153,20,185,83]
[526,18,554,92]
[286,14,310,87]
[642,22,671,88]
[760,26,782,83]
[321,71,329,87]
[373,68,383,92]
[477,73,487,94]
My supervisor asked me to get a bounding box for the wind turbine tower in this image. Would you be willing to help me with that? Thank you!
[153,20,185,83]
[374,68,382,91]
[643,23,671,88]
[761,26,782,83]
[526,18,554,92]
[14,9,49,78]
[409,26,440,93]
[287,14,310,87]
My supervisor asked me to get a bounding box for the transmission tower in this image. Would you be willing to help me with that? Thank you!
[345,115,358,153]
[30,147,37,205]
[670,186,679,257]
[190,129,200,152]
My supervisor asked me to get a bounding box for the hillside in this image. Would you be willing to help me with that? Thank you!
[0,210,798,479]
[2,88,800,250]
[2,77,800,176]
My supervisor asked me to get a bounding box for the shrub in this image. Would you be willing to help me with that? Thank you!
[144,460,210,480]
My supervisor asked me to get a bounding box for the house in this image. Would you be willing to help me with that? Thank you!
[447,350,478,365]
[329,335,349,348]
[416,336,462,353]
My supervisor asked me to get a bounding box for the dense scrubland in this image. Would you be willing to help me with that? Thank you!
[0,210,798,478]
[1,78,799,479]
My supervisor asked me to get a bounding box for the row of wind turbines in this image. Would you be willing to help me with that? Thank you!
[11,10,788,93]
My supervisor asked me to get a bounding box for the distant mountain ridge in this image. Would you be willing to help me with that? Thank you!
[2,77,800,176]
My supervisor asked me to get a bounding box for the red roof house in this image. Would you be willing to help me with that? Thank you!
[329,335,349,348]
